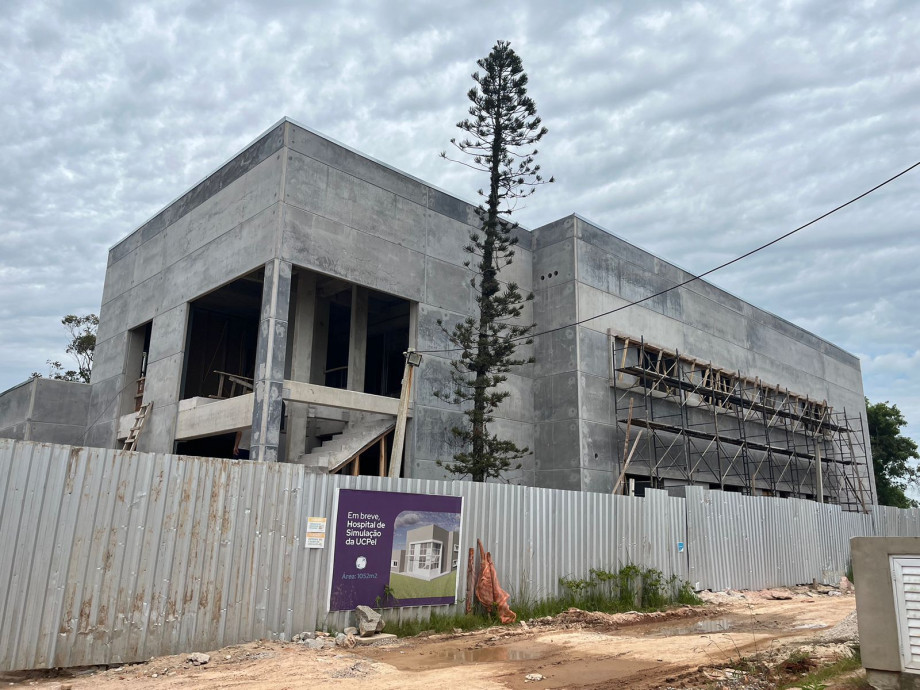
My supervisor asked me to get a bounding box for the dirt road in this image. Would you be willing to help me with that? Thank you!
[1,588,860,689]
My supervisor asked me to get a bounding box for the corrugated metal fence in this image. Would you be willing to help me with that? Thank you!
[0,438,917,671]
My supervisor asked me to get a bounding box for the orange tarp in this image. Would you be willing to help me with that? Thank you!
[475,539,516,624]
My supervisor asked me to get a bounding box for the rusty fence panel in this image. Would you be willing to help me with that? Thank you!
[1,438,918,671]
[0,439,685,671]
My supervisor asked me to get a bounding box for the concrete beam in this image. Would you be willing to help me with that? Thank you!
[283,380,406,417]
[175,394,254,441]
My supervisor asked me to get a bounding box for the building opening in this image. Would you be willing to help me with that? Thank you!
[181,269,263,400]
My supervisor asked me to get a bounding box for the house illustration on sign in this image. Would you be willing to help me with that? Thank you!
[391,523,460,581]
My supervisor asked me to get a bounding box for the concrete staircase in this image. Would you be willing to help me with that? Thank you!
[294,416,395,473]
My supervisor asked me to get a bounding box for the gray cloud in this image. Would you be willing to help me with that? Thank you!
[2,0,919,453]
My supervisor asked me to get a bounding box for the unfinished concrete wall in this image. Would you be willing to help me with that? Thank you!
[278,122,535,483]
[85,117,869,497]
[88,123,286,450]
[525,214,871,497]
[0,378,89,445]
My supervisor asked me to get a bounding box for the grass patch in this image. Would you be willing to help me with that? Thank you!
[777,646,863,689]
[388,571,457,600]
[383,564,701,637]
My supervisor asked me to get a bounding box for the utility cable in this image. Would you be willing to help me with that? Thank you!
[415,159,920,355]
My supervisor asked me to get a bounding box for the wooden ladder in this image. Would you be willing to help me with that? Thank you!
[123,402,153,451]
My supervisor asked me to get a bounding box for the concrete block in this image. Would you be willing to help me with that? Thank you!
[679,288,749,349]
[533,419,579,471]
[425,208,477,267]
[575,218,654,273]
[0,422,26,440]
[287,122,428,207]
[494,374,534,424]
[533,326,577,377]
[424,257,472,313]
[534,468,581,491]
[575,239,614,293]
[32,379,90,426]
[497,246,534,294]
[283,150,329,216]
[533,236,575,286]
[27,422,87,446]
[531,215,575,251]
[183,175,244,257]
[581,467,614,493]
[416,305,466,353]
[427,188,478,226]
[162,212,192,269]
[101,251,137,306]
[136,402,178,454]
[413,406,466,461]
[160,205,278,310]
[143,353,185,406]
[614,258,683,319]
[95,293,130,345]
[581,420,615,470]
[241,152,283,222]
[109,229,142,266]
[0,380,33,433]
[533,281,576,331]
[577,326,610,379]
[84,418,116,449]
[407,458,455,481]
[281,204,425,302]
[413,355,457,410]
[85,374,124,447]
[133,231,166,287]
[535,371,579,422]
[322,166,427,254]
[579,373,612,424]
[148,304,189,363]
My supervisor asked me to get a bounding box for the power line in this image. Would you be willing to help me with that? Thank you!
[416,159,920,355]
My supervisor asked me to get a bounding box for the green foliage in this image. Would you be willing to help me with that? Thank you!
[436,40,552,482]
[386,563,699,637]
[557,564,700,612]
[866,398,920,508]
[776,646,862,689]
[34,314,98,384]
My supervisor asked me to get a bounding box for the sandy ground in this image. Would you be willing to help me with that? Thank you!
[0,587,861,690]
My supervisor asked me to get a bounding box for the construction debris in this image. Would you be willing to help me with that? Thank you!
[354,605,386,637]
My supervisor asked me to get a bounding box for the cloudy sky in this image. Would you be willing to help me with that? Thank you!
[1,0,918,448]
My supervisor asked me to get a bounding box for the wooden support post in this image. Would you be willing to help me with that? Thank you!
[613,430,644,495]
[815,442,824,504]
[379,436,387,477]
[389,350,421,479]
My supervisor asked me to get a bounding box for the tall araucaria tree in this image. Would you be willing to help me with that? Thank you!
[436,40,552,482]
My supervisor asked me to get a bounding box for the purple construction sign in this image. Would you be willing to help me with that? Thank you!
[329,489,463,610]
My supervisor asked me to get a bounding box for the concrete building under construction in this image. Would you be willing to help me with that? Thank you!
[0,118,876,510]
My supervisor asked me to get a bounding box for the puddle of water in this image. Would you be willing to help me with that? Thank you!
[434,646,544,663]
[650,617,734,636]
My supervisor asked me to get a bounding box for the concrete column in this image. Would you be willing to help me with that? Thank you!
[346,286,368,392]
[289,272,316,382]
[251,259,292,463]
[286,272,316,460]
[136,303,188,453]
[310,298,330,385]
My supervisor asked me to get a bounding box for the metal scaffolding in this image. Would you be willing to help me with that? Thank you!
[608,330,873,512]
